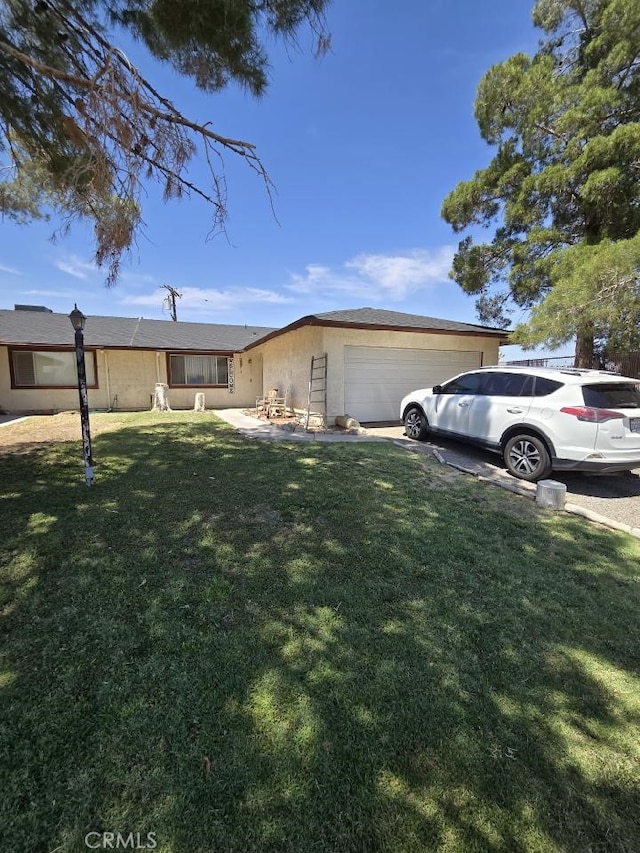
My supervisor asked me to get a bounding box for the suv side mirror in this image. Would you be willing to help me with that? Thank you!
[433,384,443,394]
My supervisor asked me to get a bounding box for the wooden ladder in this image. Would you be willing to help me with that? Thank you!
[305,353,328,430]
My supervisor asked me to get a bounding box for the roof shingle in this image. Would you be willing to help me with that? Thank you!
[312,307,508,334]
[0,305,509,354]
[0,309,276,351]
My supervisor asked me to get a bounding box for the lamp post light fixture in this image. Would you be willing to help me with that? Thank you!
[69,304,95,486]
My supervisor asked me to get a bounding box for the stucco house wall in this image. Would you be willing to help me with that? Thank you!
[100,349,159,411]
[162,351,261,411]
[0,346,108,413]
[251,325,501,421]
[250,326,324,412]
[232,351,263,408]
[0,347,260,414]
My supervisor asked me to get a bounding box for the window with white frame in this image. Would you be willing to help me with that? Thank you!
[10,349,97,388]
[168,354,229,387]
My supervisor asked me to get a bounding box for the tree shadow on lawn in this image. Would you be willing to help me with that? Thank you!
[0,417,639,853]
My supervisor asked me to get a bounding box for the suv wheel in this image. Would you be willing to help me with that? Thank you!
[504,434,552,481]
[404,407,429,441]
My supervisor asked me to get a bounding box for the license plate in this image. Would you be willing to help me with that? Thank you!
[631,418,640,433]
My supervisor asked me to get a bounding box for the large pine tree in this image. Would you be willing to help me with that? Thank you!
[0,0,330,284]
[442,0,640,364]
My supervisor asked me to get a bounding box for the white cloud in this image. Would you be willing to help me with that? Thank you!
[120,271,157,285]
[287,247,455,301]
[53,256,156,285]
[347,248,454,297]
[286,264,368,297]
[24,289,74,298]
[0,263,22,275]
[122,286,293,314]
[54,255,97,280]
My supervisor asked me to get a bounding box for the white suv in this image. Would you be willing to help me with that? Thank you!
[400,366,640,481]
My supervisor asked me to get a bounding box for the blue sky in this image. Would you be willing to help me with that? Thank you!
[0,0,568,359]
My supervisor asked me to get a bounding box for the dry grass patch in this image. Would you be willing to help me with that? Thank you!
[0,412,137,454]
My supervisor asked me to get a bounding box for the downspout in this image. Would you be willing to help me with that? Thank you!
[101,350,112,410]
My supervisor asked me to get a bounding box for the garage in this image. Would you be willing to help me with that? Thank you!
[243,307,507,422]
[344,345,483,422]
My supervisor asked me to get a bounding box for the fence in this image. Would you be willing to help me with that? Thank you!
[502,355,575,369]
[502,352,640,378]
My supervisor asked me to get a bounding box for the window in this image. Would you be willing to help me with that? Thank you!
[582,383,640,408]
[532,377,563,397]
[10,348,97,388]
[168,354,229,387]
[483,372,535,396]
[440,372,485,394]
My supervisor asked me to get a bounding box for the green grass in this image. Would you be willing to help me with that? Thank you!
[1,412,639,853]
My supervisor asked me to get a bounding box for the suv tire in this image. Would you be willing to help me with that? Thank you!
[404,407,429,441]
[504,434,552,481]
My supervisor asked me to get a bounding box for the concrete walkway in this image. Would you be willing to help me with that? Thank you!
[215,409,388,443]
[0,415,30,427]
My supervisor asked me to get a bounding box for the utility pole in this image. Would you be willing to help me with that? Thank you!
[161,284,182,321]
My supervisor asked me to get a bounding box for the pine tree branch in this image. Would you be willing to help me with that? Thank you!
[0,39,258,154]
[1,0,330,284]
[533,121,568,143]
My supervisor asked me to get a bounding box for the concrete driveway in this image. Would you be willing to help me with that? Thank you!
[0,415,30,427]
[364,423,640,532]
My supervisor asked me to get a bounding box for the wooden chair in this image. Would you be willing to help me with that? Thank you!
[256,388,287,417]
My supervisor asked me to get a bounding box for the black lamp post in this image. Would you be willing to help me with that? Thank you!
[69,304,95,486]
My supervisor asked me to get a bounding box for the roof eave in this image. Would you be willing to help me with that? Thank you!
[2,340,243,352]
[242,316,512,351]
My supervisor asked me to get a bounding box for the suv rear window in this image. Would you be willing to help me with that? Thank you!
[582,383,640,409]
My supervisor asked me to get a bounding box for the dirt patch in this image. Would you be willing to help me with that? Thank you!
[421,462,467,489]
[0,412,130,455]
[242,409,361,435]
[236,505,283,525]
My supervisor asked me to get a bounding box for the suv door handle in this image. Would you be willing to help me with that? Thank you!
[507,407,523,414]
[458,401,470,407]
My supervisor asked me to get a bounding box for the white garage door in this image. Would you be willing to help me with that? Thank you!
[344,346,483,422]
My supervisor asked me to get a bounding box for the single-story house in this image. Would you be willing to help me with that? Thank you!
[0,305,509,422]
[0,306,275,415]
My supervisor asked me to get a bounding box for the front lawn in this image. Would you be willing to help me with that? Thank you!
[1,412,638,852]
